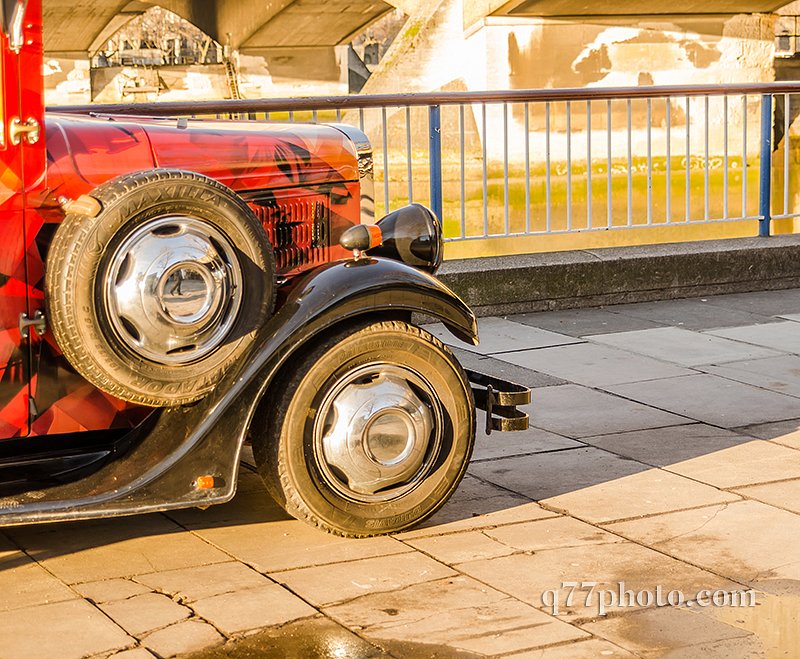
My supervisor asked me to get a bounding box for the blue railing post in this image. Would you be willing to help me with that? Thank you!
[759,94,773,237]
[429,104,443,221]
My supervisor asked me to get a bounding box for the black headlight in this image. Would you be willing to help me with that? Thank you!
[339,204,443,274]
[379,204,446,273]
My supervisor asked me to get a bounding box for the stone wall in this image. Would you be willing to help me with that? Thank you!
[483,15,777,92]
[472,14,777,159]
[44,58,92,105]
[362,3,777,162]
[364,3,777,94]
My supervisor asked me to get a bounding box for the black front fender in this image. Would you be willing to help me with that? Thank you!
[0,258,477,524]
[274,256,478,347]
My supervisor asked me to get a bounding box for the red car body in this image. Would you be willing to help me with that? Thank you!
[1,0,364,438]
[0,0,528,535]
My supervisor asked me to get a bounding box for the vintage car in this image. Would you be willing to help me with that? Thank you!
[0,0,529,536]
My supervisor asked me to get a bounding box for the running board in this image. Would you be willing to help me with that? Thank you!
[466,370,531,435]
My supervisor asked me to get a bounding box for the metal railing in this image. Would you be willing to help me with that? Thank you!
[56,82,800,254]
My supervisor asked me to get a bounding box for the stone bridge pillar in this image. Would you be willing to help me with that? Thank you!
[363,1,779,162]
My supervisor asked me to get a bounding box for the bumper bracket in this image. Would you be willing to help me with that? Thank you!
[466,370,531,435]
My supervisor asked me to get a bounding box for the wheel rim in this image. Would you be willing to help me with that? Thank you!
[104,215,243,365]
[313,363,444,503]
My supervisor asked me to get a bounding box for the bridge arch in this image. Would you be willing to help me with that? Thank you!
[44,0,417,57]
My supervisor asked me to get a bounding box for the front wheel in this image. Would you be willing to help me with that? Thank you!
[252,320,475,537]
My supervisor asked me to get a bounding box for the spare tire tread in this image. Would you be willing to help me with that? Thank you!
[45,169,276,407]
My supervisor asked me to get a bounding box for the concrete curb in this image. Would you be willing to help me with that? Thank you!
[438,236,800,316]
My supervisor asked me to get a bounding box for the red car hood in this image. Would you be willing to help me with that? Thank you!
[44,113,359,201]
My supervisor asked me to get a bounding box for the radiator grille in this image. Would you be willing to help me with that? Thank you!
[248,193,330,275]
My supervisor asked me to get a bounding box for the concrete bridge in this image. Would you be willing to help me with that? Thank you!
[42,0,800,105]
[44,0,426,57]
[44,0,791,59]
[45,0,431,100]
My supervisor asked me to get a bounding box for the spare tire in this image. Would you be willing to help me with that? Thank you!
[45,169,276,407]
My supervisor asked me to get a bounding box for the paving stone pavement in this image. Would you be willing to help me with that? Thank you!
[3,290,800,658]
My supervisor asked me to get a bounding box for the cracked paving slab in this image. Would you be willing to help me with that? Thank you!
[323,575,588,656]
[538,466,741,525]
[733,478,800,515]
[458,540,739,620]
[468,446,740,523]
[76,578,151,604]
[272,551,457,608]
[99,592,191,637]
[581,605,760,656]
[425,317,582,354]
[403,529,517,564]
[478,516,625,555]
[608,500,800,586]
[605,374,800,429]
[3,515,230,584]
[518,384,690,438]
[142,619,224,657]
[402,516,622,566]
[189,583,317,635]
[133,562,275,603]
[0,599,134,659]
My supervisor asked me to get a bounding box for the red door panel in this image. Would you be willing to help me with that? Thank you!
[0,6,32,438]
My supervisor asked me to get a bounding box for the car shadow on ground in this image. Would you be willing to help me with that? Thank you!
[3,411,794,566]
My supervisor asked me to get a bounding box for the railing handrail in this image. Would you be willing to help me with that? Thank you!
[50,82,800,116]
[46,82,800,252]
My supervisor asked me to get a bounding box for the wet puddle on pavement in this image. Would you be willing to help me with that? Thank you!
[589,583,800,657]
[709,586,800,657]
[188,616,484,658]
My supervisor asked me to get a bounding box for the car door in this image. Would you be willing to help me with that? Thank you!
[0,0,45,438]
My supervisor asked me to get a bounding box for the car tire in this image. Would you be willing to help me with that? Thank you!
[252,319,475,537]
[45,169,276,407]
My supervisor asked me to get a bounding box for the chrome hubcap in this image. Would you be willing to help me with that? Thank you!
[104,216,243,365]
[314,364,442,502]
